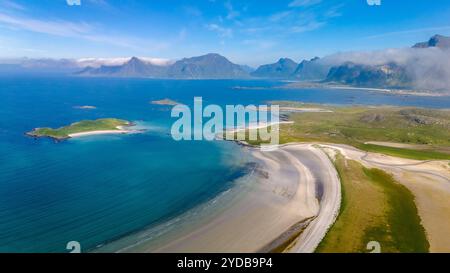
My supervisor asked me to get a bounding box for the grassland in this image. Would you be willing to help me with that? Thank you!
[357,143,450,160]
[316,154,429,253]
[27,118,131,140]
[248,101,450,160]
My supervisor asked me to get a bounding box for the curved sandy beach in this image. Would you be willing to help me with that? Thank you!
[284,144,341,253]
[95,141,449,253]
[68,130,130,138]
[68,126,137,138]
[95,144,341,253]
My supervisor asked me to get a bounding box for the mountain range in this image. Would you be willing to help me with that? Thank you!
[75,53,250,79]
[293,57,328,80]
[251,58,298,78]
[77,54,326,80]
[166,53,249,79]
[77,57,168,78]
[323,34,450,90]
[1,34,450,92]
[325,62,412,89]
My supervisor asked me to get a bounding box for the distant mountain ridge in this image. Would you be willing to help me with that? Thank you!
[77,53,249,79]
[413,34,450,49]
[325,62,412,89]
[321,34,450,91]
[167,53,249,79]
[251,58,298,78]
[76,57,168,78]
[250,57,329,80]
[1,34,450,92]
[292,57,329,80]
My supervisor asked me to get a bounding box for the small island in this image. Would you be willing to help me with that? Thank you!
[27,118,133,140]
[150,98,180,106]
[74,105,97,110]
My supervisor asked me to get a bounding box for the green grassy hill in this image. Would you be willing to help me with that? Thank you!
[27,118,130,140]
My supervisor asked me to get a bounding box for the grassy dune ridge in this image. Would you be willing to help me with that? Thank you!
[316,155,429,253]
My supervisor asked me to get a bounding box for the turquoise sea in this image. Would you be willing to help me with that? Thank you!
[0,76,449,252]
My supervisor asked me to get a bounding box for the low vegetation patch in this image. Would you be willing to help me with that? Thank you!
[316,154,429,253]
[270,101,450,160]
[27,118,130,140]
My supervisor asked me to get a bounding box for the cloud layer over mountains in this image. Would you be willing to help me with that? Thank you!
[317,47,450,92]
[1,35,450,93]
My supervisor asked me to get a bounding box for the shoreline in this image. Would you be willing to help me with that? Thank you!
[92,141,449,252]
[94,143,340,253]
[68,127,132,138]
[27,124,139,140]
[233,82,450,97]
[224,121,294,134]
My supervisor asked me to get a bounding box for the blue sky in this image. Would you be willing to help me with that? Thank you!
[0,0,450,66]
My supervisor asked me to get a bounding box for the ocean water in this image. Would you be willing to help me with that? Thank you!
[0,76,449,253]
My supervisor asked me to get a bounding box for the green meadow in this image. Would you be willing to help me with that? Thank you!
[316,154,429,253]
[247,102,450,160]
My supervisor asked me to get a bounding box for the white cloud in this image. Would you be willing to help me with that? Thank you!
[178,28,187,41]
[224,1,239,20]
[1,0,26,10]
[207,23,233,38]
[320,47,450,93]
[242,39,276,50]
[0,12,168,52]
[365,26,450,40]
[269,11,292,22]
[76,57,173,67]
[240,3,342,37]
[288,0,322,8]
[291,21,325,33]
[183,6,202,17]
[0,13,92,37]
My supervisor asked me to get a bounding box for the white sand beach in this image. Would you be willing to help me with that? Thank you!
[68,130,129,138]
[68,126,135,138]
[95,144,340,253]
[225,121,294,134]
[94,141,449,253]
